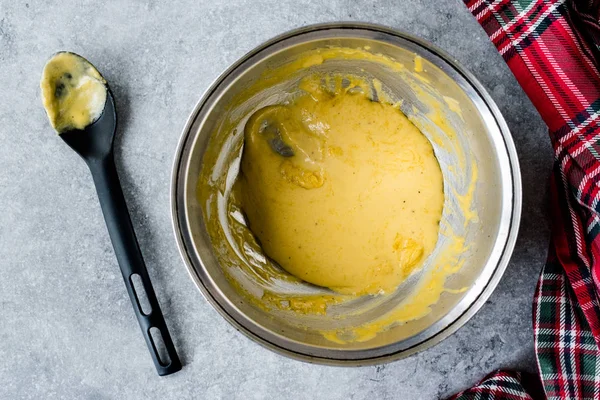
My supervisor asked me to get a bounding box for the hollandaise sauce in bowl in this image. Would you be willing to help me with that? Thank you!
[171,23,521,364]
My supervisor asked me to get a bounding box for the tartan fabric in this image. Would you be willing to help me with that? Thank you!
[535,245,600,399]
[568,1,600,57]
[456,0,600,399]
[449,371,537,400]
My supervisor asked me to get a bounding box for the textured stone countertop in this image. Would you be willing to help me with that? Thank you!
[0,0,552,398]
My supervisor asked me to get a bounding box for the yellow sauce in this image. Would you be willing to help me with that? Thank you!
[40,52,106,133]
[198,46,478,343]
[238,75,444,295]
[414,55,423,72]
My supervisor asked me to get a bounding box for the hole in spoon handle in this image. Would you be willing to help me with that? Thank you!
[127,272,182,376]
[130,273,152,315]
[149,327,172,367]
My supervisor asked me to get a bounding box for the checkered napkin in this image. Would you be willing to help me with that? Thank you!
[449,0,600,399]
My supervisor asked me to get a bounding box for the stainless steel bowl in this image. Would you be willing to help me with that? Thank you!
[171,23,521,365]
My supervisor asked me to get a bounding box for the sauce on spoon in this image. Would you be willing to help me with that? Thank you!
[40,52,107,133]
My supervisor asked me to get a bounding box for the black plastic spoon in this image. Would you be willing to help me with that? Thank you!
[49,58,181,376]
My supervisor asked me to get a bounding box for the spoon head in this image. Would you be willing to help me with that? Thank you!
[41,51,108,133]
[60,88,117,162]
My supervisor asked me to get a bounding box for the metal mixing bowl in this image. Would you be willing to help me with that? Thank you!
[171,23,521,365]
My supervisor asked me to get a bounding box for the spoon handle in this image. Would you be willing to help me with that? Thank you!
[87,154,182,376]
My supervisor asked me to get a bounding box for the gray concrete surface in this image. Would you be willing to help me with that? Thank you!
[0,0,552,399]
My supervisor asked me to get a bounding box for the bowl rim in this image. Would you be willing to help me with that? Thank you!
[170,21,522,366]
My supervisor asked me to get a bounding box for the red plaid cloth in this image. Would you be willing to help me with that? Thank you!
[451,0,600,399]
[450,371,543,399]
